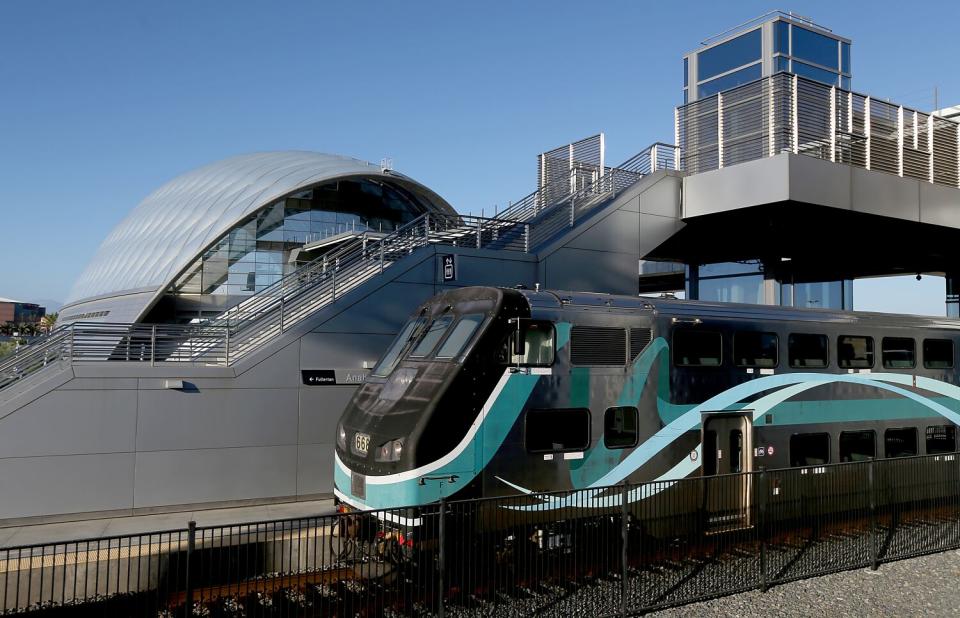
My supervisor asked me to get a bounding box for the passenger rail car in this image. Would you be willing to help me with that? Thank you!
[333,286,960,525]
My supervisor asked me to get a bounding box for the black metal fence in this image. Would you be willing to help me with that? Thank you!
[3,452,960,616]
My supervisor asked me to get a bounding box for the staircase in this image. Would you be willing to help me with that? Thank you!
[0,142,677,392]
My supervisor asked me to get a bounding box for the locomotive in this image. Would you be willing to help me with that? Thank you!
[333,285,960,518]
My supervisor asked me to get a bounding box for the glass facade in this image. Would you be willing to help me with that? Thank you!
[169,178,429,300]
[697,29,762,82]
[687,261,853,310]
[686,16,851,101]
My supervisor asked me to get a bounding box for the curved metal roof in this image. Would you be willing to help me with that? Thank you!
[63,151,454,321]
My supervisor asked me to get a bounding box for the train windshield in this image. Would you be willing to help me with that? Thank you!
[411,315,454,357]
[371,315,428,377]
[436,314,485,358]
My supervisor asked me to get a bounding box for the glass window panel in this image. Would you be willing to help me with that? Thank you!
[792,280,845,309]
[775,56,790,73]
[840,431,875,462]
[674,329,722,366]
[734,331,778,367]
[604,406,639,449]
[700,261,763,277]
[698,63,762,98]
[372,316,427,377]
[885,427,918,458]
[774,20,789,55]
[435,314,485,359]
[500,322,555,366]
[698,274,765,304]
[840,76,851,90]
[882,337,915,369]
[790,433,830,466]
[927,425,956,454]
[792,60,839,86]
[838,335,874,368]
[525,409,591,453]
[729,429,743,473]
[683,57,688,87]
[841,42,851,74]
[411,315,454,357]
[788,333,829,368]
[792,26,839,69]
[697,29,762,81]
[924,339,954,369]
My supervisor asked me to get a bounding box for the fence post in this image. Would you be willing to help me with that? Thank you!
[279,296,285,332]
[759,468,768,592]
[569,196,575,227]
[621,481,629,617]
[476,218,482,249]
[438,498,446,618]
[185,520,196,616]
[224,328,230,365]
[380,242,385,273]
[524,224,530,253]
[150,324,156,367]
[869,458,878,570]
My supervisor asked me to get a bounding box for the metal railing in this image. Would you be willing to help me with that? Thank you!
[677,71,960,188]
[4,451,959,615]
[0,323,230,391]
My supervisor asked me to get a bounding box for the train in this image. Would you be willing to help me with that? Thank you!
[333,285,960,524]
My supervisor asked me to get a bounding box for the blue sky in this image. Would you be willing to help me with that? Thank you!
[1,1,958,313]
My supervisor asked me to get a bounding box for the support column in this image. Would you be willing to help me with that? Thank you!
[947,274,960,318]
[685,264,700,301]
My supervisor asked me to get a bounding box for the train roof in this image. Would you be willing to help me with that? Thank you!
[503,287,960,331]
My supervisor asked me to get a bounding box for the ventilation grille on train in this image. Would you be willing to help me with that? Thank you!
[570,326,627,366]
[630,328,653,362]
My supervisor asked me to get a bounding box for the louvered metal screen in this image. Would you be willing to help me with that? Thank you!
[630,327,652,362]
[570,326,627,366]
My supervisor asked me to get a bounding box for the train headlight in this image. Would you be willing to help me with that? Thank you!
[375,439,404,462]
[337,424,347,451]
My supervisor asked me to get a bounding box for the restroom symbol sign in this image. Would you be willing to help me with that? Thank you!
[442,255,456,281]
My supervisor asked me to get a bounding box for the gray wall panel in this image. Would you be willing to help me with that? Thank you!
[542,247,638,295]
[638,176,683,218]
[297,443,335,495]
[134,446,297,507]
[851,167,920,221]
[136,388,299,451]
[299,333,393,370]
[232,341,301,389]
[445,254,536,289]
[0,390,137,457]
[0,453,134,519]
[298,386,356,444]
[920,182,960,228]
[318,282,438,334]
[684,155,790,217]
[565,209,639,254]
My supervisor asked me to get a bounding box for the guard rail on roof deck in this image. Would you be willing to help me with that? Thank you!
[677,71,960,187]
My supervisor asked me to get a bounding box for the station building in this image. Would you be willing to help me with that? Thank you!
[0,299,45,326]
[4,12,960,523]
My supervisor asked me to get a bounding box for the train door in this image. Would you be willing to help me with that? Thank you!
[702,412,753,531]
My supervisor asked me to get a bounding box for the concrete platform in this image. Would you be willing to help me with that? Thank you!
[0,498,336,549]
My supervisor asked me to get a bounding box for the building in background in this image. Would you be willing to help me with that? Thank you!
[0,298,45,325]
[683,11,851,103]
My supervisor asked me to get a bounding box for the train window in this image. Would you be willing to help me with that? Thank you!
[926,425,956,454]
[790,433,830,466]
[703,430,718,475]
[884,427,918,458]
[501,322,555,366]
[734,331,778,367]
[788,333,829,368]
[525,408,590,453]
[410,315,454,357]
[881,337,915,369]
[924,339,954,369]
[571,326,627,366]
[435,314,485,359]
[371,315,427,376]
[839,430,875,462]
[673,329,722,366]
[603,406,639,449]
[838,335,874,369]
